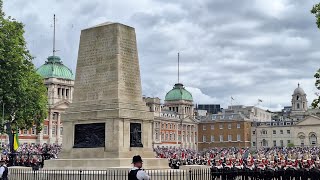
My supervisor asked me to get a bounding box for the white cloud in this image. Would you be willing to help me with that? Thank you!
[3,0,320,112]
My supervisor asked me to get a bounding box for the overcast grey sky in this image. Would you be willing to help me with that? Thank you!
[3,0,320,111]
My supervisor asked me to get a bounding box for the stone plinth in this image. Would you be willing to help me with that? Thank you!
[44,22,169,169]
[59,22,155,160]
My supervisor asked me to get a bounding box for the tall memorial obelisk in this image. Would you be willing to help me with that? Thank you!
[45,22,167,169]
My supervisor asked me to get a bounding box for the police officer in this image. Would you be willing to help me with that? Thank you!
[128,155,150,180]
[0,160,8,180]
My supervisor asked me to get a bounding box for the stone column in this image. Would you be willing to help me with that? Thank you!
[57,113,61,144]
[189,125,192,148]
[176,123,179,146]
[49,111,53,143]
[184,125,188,148]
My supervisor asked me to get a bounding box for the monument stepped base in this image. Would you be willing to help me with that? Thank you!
[44,158,169,170]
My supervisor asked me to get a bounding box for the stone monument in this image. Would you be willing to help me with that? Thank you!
[45,22,167,169]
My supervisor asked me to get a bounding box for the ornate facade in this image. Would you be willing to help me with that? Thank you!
[1,56,75,144]
[145,83,198,150]
[251,84,320,148]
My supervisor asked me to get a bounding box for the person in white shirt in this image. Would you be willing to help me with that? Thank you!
[0,160,8,180]
[128,155,150,180]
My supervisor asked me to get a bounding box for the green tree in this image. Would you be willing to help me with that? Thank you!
[311,3,320,109]
[0,0,47,134]
[311,3,320,29]
[312,70,320,108]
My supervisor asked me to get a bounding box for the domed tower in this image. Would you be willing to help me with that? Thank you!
[37,55,75,105]
[164,83,193,118]
[36,55,75,144]
[291,83,308,112]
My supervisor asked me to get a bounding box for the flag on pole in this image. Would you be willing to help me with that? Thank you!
[258,99,263,102]
[13,131,19,151]
[231,97,234,100]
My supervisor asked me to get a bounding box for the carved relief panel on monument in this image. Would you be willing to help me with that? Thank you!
[74,123,105,148]
[130,123,143,147]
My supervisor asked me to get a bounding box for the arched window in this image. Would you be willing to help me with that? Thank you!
[297,103,300,109]
[297,96,300,100]
[303,102,305,109]
[262,139,268,147]
[298,132,305,146]
[309,133,317,145]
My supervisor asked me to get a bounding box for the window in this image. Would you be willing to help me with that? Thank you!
[273,140,276,147]
[262,139,268,146]
[228,124,231,129]
[57,88,61,96]
[237,124,240,129]
[170,124,172,129]
[280,140,283,147]
[287,130,291,134]
[228,135,232,141]
[178,135,181,141]
[62,88,65,96]
[203,125,206,130]
[297,103,300,109]
[219,135,223,142]
[219,124,223,129]
[303,102,305,109]
[165,134,168,140]
[297,96,300,100]
[203,135,206,142]
[60,127,63,135]
[280,130,283,134]
[211,135,214,142]
[287,140,291,144]
[211,125,214,130]
[162,124,164,129]
[310,134,317,145]
[32,126,36,135]
[43,126,48,135]
[237,134,241,141]
[169,133,172,140]
[252,131,256,135]
[252,142,256,147]
[161,133,164,140]
[273,130,276,134]
[262,130,267,134]
[52,126,56,136]
[66,89,69,98]
[23,129,28,135]
[165,124,168,129]
[155,132,159,140]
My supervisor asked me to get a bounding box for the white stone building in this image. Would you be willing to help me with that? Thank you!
[251,84,320,148]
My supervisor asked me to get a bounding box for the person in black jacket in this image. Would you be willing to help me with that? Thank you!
[128,155,150,180]
[0,160,8,180]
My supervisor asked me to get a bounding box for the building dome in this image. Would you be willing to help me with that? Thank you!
[165,83,193,101]
[293,84,306,95]
[36,56,75,80]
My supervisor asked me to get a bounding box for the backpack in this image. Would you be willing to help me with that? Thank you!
[128,169,142,180]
